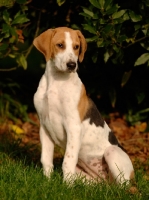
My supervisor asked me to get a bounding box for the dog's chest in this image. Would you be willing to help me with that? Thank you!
[39,87,67,147]
[34,74,82,147]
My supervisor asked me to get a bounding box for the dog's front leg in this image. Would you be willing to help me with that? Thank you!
[40,126,54,178]
[62,123,82,183]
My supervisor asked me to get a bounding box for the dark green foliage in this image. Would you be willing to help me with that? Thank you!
[79,0,149,124]
[81,0,149,68]
[0,80,29,122]
[0,0,29,69]
[0,0,149,124]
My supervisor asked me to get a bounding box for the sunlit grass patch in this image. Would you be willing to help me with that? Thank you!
[0,133,149,200]
[0,154,149,199]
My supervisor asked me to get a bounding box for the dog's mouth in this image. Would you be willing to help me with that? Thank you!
[67,68,76,73]
[54,65,76,73]
[66,61,77,73]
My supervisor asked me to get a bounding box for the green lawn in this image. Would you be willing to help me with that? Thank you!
[0,135,149,200]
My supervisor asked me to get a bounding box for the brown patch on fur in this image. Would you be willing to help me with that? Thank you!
[108,170,114,182]
[33,29,55,62]
[75,30,87,62]
[130,170,135,180]
[33,27,87,62]
[78,84,89,122]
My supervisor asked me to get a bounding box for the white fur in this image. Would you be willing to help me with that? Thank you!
[104,146,134,183]
[54,32,78,72]
[34,30,134,184]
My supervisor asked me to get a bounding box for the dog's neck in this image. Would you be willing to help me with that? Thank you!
[44,60,78,85]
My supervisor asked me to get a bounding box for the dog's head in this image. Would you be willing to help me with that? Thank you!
[33,27,87,73]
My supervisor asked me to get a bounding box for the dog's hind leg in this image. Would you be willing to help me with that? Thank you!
[104,145,134,184]
[40,126,54,178]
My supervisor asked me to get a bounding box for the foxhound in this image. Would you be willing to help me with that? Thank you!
[33,27,134,184]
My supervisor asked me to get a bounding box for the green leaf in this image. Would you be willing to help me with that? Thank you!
[97,38,104,47]
[143,0,149,7]
[17,54,27,69]
[9,27,17,38]
[98,0,105,9]
[80,11,98,19]
[89,0,101,9]
[3,10,10,24]
[112,49,124,64]
[0,0,15,8]
[109,88,116,108]
[113,18,124,24]
[117,35,127,42]
[113,45,119,53]
[80,12,92,18]
[92,52,98,63]
[12,14,29,24]
[14,11,21,19]
[123,12,130,21]
[112,10,126,19]
[104,0,112,10]
[106,4,119,15]
[103,24,113,33]
[2,24,10,33]
[138,108,149,114]
[99,18,106,24]
[0,37,4,42]
[82,8,94,18]
[86,36,98,42]
[134,53,149,66]
[136,92,145,104]
[140,42,149,50]
[142,29,147,36]
[129,10,142,22]
[104,51,110,63]
[115,24,122,35]
[9,37,16,43]
[9,54,16,58]
[134,24,141,31]
[0,43,9,51]
[57,0,66,6]
[82,24,96,34]
[3,32,10,39]
[121,70,132,87]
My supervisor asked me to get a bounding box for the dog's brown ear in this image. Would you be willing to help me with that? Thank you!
[33,29,55,62]
[76,30,87,62]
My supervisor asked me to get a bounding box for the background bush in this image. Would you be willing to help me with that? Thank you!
[0,0,149,126]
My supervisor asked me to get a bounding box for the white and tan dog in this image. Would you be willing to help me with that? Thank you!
[33,27,134,184]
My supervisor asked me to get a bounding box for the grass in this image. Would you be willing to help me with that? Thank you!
[0,134,149,200]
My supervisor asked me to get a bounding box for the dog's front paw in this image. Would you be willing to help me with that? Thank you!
[63,173,77,186]
[43,165,54,178]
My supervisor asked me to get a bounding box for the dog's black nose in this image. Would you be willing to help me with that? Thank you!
[67,62,76,71]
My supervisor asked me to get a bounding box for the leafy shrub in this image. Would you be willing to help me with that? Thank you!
[0,0,29,70]
[79,0,149,123]
[0,0,149,125]
[81,0,149,75]
[0,80,28,122]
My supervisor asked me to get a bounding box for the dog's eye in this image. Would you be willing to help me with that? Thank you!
[57,43,63,48]
[74,45,79,50]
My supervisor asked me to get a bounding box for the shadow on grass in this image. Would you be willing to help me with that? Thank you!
[0,132,63,171]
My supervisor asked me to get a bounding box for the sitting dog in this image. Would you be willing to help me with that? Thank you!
[33,27,134,184]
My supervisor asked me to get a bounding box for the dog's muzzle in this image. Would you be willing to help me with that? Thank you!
[67,61,76,72]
